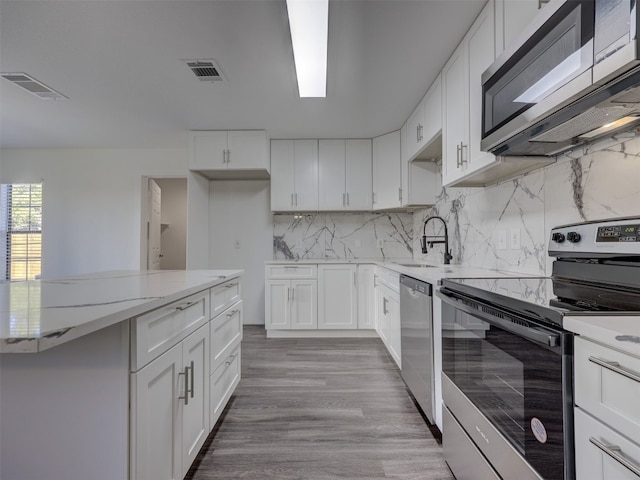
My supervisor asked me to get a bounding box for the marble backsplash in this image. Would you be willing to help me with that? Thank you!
[273,213,413,260]
[414,132,640,276]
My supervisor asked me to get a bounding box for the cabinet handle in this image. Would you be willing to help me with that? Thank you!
[295,193,298,206]
[189,360,195,399]
[226,149,231,164]
[226,309,239,318]
[343,193,346,206]
[418,124,423,142]
[383,297,388,315]
[460,142,468,166]
[416,125,420,143]
[588,356,640,383]
[353,270,356,286]
[456,143,462,168]
[291,287,295,302]
[178,362,193,405]
[225,354,237,366]
[372,192,376,205]
[589,437,640,478]
[287,287,291,302]
[225,283,238,289]
[398,188,402,202]
[176,300,198,311]
[346,192,349,206]
[291,193,294,207]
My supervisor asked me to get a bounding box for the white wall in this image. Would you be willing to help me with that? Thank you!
[209,180,272,325]
[155,178,187,270]
[0,148,187,277]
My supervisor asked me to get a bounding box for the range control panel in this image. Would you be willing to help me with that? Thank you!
[596,224,640,242]
[549,217,640,257]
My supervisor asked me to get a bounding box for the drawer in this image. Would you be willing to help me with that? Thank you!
[575,336,640,443]
[132,290,209,371]
[210,279,241,319]
[266,264,317,279]
[575,407,640,480]
[210,302,243,371]
[210,345,241,428]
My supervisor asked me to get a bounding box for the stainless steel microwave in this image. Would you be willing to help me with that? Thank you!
[482,0,640,157]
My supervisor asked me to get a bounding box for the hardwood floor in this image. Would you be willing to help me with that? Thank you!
[186,326,454,480]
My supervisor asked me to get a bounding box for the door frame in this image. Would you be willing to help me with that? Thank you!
[139,173,187,270]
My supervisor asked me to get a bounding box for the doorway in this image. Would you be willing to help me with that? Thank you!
[141,177,187,270]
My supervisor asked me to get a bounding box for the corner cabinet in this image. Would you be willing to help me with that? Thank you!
[372,131,402,210]
[189,130,269,179]
[270,139,319,212]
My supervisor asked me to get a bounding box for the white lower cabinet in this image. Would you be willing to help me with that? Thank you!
[131,278,243,480]
[132,323,209,480]
[375,267,401,367]
[266,278,318,329]
[357,264,376,329]
[318,264,357,329]
[574,335,640,479]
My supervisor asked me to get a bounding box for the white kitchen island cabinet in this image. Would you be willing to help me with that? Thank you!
[0,269,243,480]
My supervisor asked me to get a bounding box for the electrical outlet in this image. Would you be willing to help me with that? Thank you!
[509,228,521,250]
[497,230,507,250]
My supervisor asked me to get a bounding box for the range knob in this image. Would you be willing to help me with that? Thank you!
[567,231,581,243]
[551,232,565,243]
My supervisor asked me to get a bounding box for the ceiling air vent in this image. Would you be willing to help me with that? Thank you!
[1,72,67,100]
[185,59,224,82]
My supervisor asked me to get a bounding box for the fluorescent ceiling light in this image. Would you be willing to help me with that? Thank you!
[286,0,328,98]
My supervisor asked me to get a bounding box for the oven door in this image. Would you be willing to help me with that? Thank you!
[438,287,574,480]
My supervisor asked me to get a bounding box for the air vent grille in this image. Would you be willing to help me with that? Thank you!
[185,59,224,82]
[1,72,67,100]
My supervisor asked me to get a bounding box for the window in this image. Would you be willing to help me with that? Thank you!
[1,183,43,280]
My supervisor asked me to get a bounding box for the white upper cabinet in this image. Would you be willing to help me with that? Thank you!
[442,0,496,187]
[270,139,319,212]
[345,139,373,210]
[372,130,402,211]
[495,0,544,56]
[405,74,442,163]
[189,130,269,179]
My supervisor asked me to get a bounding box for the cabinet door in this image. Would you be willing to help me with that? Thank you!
[189,131,227,170]
[422,74,442,146]
[227,130,268,170]
[319,139,346,210]
[373,131,402,210]
[181,325,210,476]
[387,290,401,368]
[442,41,468,187]
[345,139,372,210]
[318,265,357,329]
[291,279,318,329]
[466,0,496,175]
[265,280,291,329]
[293,139,319,211]
[357,265,376,329]
[496,0,541,55]
[270,140,296,211]
[406,102,425,161]
[133,344,183,480]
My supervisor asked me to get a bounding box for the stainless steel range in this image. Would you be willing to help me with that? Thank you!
[436,217,640,480]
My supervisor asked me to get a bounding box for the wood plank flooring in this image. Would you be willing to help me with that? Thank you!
[186,326,454,480]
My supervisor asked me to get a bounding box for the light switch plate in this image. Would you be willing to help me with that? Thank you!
[509,228,521,249]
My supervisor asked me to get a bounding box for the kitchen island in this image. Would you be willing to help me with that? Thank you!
[0,269,243,480]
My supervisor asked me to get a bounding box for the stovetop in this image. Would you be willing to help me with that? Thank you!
[441,275,640,329]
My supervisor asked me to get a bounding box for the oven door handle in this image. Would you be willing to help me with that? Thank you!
[437,289,561,348]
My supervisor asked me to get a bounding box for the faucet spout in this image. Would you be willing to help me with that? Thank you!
[421,215,453,265]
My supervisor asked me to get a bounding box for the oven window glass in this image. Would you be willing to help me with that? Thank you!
[442,305,566,480]
[483,0,594,137]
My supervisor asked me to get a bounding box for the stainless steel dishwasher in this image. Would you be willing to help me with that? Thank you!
[400,274,434,423]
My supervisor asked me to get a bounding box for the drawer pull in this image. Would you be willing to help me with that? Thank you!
[225,354,237,366]
[588,356,640,383]
[226,309,239,318]
[176,300,198,311]
[589,437,640,478]
[225,283,238,289]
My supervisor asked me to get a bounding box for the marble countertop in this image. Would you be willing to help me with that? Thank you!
[565,316,640,358]
[267,259,531,284]
[0,269,242,353]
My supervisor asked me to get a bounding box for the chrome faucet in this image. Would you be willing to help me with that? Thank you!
[421,215,453,265]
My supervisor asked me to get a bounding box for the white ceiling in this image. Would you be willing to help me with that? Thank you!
[0,0,485,149]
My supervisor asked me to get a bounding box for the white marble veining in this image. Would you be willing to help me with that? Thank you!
[273,213,413,261]
[413,133,640,276]
[0,269,242,353]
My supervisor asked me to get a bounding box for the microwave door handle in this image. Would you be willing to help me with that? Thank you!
[436,289,560,347]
